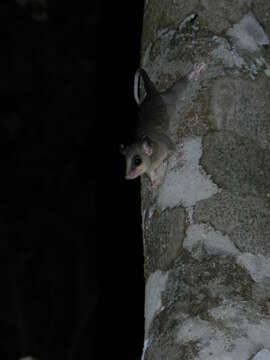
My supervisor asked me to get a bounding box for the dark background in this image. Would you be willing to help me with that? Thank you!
[0,0,144,359]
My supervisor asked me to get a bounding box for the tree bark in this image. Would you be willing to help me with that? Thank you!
[141,1,270,359]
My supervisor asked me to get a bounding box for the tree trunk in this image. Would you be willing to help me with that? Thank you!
[140,1,270,359]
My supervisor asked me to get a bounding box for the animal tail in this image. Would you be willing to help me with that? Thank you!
[133,68,141,105]
[133,68,157,105]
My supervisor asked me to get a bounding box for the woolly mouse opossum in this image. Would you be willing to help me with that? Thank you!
[120,64,205,186]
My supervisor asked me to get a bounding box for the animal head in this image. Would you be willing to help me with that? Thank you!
[120,137,153,180]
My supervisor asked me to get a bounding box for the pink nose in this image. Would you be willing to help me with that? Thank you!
[125,170,136,179]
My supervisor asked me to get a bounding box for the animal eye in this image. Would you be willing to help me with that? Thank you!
[133,155,142,166]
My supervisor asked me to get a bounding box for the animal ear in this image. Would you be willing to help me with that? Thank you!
[119,144,126,155]
[142,136,153,156]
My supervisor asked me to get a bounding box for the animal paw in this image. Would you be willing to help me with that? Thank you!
[188,63,206,80]
[151,180,159,190]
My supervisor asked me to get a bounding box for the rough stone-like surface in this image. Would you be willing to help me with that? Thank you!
[144,253,267,360]
[200,0,252,33]
[143,206,186,275]
[201,131,270,198]
[253,0,270,42]
[211,37,246,69]
[183,223,240,258]
[237,253,270,284]
[141,21,208,90]
[209,77,270,150]
[194,191,270,255]
[227,13,269,53]
[157,137,219,210]
[252,349,270,360]
[141,1,270,359]
[144,270,169,337]
[142,0,199,52]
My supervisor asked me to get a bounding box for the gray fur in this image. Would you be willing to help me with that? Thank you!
[121,65,205,184]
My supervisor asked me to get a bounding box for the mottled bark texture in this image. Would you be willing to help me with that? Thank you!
[141,1,270,359]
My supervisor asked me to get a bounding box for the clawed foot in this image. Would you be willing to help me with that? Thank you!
[151,180,159,190]
[150,174,162,190]
[188,63,206,80]
[149,163,167,190]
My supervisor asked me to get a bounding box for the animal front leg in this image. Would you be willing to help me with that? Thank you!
[149,162,167,189]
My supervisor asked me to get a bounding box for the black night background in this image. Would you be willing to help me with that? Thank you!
[0,0,144,359]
